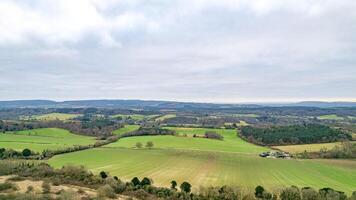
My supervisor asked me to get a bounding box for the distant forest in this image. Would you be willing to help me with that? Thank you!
[240,124,352,146]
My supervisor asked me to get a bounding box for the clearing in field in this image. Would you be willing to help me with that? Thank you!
[0,128,96,152]
[111,114,159,121]
[49,126,356,194]
[155,114,176,121]
[232,113,259,118]
[225,121,249,127]
[113,125,140,135]
[21,113,82,121]
[317,114,344,120]
[273,142,356,153]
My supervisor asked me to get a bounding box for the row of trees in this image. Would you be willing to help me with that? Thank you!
[0,135,119,160]
[240,124,352,146]
[296,141,356,159]
[0,119,123,137]
[135,141,154,149]
[120,127,176,138]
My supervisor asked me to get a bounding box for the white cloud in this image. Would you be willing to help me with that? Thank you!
[0,0,355,102]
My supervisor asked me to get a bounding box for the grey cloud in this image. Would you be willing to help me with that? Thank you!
[0,0,355,102]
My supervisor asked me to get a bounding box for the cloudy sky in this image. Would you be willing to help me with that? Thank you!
[0,0,355,103]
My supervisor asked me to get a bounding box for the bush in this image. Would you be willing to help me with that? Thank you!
[171,180,177,190]
[180,182,191,193]
[26,186,34,193]
[135,142,143,149]
[205,131,224,140]
[97,184,116,199]
[7,176,25,182]
[59,190,80,200]
[22,148,32,157]
[140,177,152,186]
[319,188,347,200]
[301,187,319,200]
[255,185,265,198]
[0,182,17,192]
[100,171,108,179]
[145,141,154,149]
[42,181,51,194]
[280,186,301,200]
[131,177,141,186]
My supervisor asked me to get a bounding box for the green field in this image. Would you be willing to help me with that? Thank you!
[48,127,356,193]
[0,128,96,152]
[113,125,140,135]
[21,113,82,121]
[273,142,356,153]
[225,121,249,127]
[155,114,176,121]
[108,127,267,154]
[317,114,344,120]
[232,113,259,118]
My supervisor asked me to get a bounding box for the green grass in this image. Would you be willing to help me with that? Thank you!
[21,113,82,121]
[112,114,159,121]
[49,148,356,193]
[0,128,96,152]
[109,127,267,154]
[317,114,344,120]
[48,127,356,194]
[273,142,356,153]
[155,114,176,121]
[225,121,249,127]
[113,125,140,135]
[232,114,259,118]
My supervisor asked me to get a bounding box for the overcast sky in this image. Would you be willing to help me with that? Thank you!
[0,0,355,103]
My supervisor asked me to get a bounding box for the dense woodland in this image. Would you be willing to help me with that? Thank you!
[240,124,352,146]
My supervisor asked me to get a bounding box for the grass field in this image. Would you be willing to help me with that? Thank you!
[225,121,249,127]
[108,127,268,154]
[48,126,356,193]
[113,125,140,135]
[317,114,344,120]
[0,128,96,152]
[273,142,356,153]
[155,114,176,121]
[112,114,159,121]
[232,114,259,118]
[21,113,82,121]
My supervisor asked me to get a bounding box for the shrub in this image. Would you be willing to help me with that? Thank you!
[319,188,347,200]
[280,186,301,200]
[59,190,80,200]
[100,171,108,179]
[97,184,116,199]
[140,177,152,186]
[42,181,51,194]
[180,181,192,193]
[255,185,265,198]
[301,187,319,200]
[7,176,25,182]
[26,186,34,193]
[171,180,177,190]
[0,182,17,192]
[22,148,32,157]
[205,131,224,140]
[145,141,154,149]
[131,177,141,186]
[135,142,143,148]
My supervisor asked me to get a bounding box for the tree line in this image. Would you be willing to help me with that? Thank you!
[240,124,352,146]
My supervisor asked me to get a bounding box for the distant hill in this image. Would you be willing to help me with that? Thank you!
[0,99,355,109]
[0,100,57,108]
[291,101,356,108]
